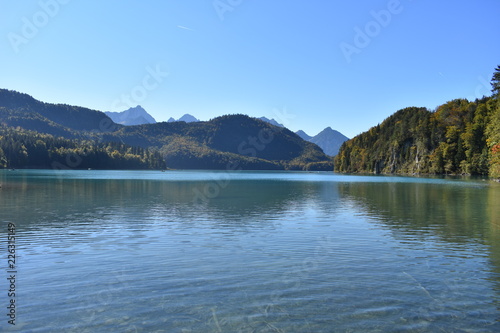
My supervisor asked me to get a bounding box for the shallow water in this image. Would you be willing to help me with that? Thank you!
[1,170,499,332]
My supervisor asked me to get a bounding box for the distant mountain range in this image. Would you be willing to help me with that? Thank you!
[105,106,156,125]
[106,108,201,126]
[258,118,349,156]
[103,107,349,157]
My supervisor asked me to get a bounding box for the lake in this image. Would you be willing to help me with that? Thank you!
[1,169,500,332]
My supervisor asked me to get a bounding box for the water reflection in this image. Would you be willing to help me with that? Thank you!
[1,170,500,331]
[1,171,499,249]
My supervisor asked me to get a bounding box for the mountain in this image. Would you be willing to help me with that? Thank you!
[167,114,199,123]
[309,127,349,156]
[335,66,500,178]
[105,106,156,125]
[259,118,348,156]
[114,114,333,170]
[295,130,312,141]
[0,89,115,133]
[334,96,500,178]
[294,128,348,156]
[259,117,284,128]
[0,90,333,171]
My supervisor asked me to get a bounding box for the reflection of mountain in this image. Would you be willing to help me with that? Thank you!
[4,171,499,263]
[3,171,500,295]
[4,171,498,245]
[0,172,341,232]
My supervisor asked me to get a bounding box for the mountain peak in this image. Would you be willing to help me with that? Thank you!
[259,117,284,128]
[178,114,199,123]
[105,106,156,126]
[295,130,312,141]
[167,114,199,123]
[309,127,349,156]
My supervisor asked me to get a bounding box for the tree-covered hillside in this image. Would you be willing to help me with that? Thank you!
[0,127,165,170]
[335,66,500,178]
[0,89,116,132]
[113,114,333,170]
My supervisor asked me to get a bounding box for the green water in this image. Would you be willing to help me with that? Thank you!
[1,170,499,332]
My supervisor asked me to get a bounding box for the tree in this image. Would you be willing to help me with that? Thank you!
[491,65,500,97]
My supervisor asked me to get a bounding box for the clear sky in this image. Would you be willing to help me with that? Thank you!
[1,0,499,138]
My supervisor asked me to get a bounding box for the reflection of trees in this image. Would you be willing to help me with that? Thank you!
[338,180,500,308]
[337,181,495,244]
[0,173,342,234]
[191,179,342,225]
[3,172,499,269]
[487,184,500,299]
[3,172,497,242]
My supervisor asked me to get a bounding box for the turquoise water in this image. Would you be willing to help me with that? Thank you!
[1,170,499,332]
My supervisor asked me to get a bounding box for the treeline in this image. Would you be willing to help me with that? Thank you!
[335,66,500,178]
[0,127,166,170]
[159,135,334,171]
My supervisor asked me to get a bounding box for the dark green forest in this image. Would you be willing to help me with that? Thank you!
[0,127,166,170]
[335,66,500,179]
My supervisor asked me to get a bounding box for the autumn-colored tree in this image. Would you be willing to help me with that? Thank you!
[486,65,500,178]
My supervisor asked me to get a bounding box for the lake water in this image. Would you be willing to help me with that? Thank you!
[1,169,500,332]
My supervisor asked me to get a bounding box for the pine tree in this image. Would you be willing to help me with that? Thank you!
[491,65,500,97]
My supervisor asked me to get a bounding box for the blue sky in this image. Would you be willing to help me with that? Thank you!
[0,0,499,138]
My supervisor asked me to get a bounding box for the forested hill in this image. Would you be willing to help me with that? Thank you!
[98,114,333,170]
[335,67,500,178]
[0,89,116,132]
